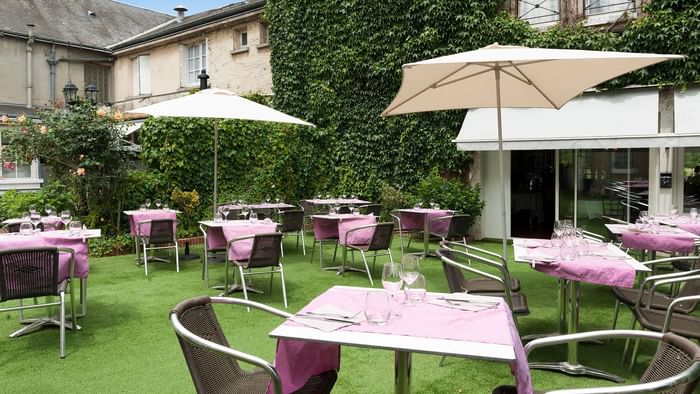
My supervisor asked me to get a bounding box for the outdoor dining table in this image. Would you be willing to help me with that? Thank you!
[655,215,700,236]
[2,216,64,229]
[303,198,371,206]
[512,237,650,382]
[217,202,296,214]
[310,214,377,271]
[269,285,532,394]
[605,223,697,255]
[395,208,454,256]
[0,228,102,330]
[198,219,279,289]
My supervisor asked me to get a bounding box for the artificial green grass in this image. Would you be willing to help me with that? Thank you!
[0,237,680,393]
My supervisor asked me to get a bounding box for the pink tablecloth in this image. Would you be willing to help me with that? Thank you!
[219,223,279,261]
[0,232,90,280]
[518,240,636,288]
[398,209,452,233]
[127,210,177,236]
[312,215,377,245]
[273,287,532,394]
[621,228,696,254]
[656,215,700,236]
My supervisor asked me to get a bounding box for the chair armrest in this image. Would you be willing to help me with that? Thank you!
[636,269,700,307]
[647,273,700,306]
[642,256,698,268]
[429,215,453,223]
[663,294,700,332]
[438,249,504,284]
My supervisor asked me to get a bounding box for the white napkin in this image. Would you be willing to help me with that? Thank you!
[428,293,500,312]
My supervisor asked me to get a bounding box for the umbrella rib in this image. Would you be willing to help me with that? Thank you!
[384,62,475,114]
[499,69,531,85]
[433,67,495,89]
[509,62,559,108]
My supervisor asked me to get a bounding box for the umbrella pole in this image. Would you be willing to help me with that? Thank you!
[213,121,219,216]
[495,68,508,260]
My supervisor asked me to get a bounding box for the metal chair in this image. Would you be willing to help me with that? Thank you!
[390,209,421,255]
[359,204,382,216]
[344,222,395,285]
[309,217,339,269]
[440,241,521,293]
[276,209,306,256]
[429,214,471,246]
[138,219,179,276]
[610,256,700,330]
[0,247,77,358]
[492,330,700,394]
[170,296,337,394]
[224,233,287,310]
[436,247,529,319]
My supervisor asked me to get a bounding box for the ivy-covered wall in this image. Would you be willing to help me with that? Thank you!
[140,0,699,216]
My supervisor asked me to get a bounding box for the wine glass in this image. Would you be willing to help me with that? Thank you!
[45,205,53,217]
[691,208,698,223]
[60,210,72,230]
[145,199,151,209]
[29,205,37,215]
[163,203,169,210]
[249,212,258,223]
[241,205,250,219]
[382,263,403,318]
[222,206,231,222]
[275,197,281,204]
[401,254,420,286]
[265,196,271,204]
[155,199,162,209]
[30,211,41,230]
[69,220,82,236]
[405,273,427,304]
[21,211,31,223]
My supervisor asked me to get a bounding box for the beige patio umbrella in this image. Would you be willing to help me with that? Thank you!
[382,43,682,258]
[127,88,315,214]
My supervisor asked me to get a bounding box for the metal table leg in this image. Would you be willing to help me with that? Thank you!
[422,216,430,257]
[528,280,624,383]
[395,351,412,393]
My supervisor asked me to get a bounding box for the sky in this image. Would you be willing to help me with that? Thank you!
[118,0,242,15]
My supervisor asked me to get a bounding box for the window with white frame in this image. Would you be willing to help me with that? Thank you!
[186,42,207,85]
[132,55,151,96]
[518,0,560,25]
[234,28,248,50]
[259,23,269,46]
[0,129,32,179]
[584,0,635,16]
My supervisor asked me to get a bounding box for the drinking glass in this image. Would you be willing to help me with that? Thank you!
[550,232,562,248]
[329,206,336,216]
[222,206,231,222]
[139,204,146,211]
[635,218,645,230]
[214,212,223,223]
[249,212,258,223]
[45,205,53,217]
[414,202,422,209]
[69,220,82,236]
[670,204,678,218]
[560,240,577,261]
[382,263,403,318]
[29,205,37,215]
[352,207,360,216]
[155,199,162,209]
[21,211,31,222]
[405,273,427,304]
[401,254,420,286]
[30,212,41,230]
[60,210,72,229]
[19,222,33,235]
[364,291,390,326]
[163,203,169,210]
[639,211,649,225]
[575,229,588,257]
[429,201,436,210]
[434,203,441,210]
[691,208,698,223]
[145,199,151,209]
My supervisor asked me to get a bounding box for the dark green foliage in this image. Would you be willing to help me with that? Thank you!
[412,168,485,228]
[88,234,133,257]
[0,181,76,221]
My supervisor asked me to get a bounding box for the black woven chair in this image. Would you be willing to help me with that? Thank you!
[309,216,339,269]
[439,241,522,293]
[224,233,287,310]
[138,219,179,276]
[0,247,76,358]
[170,296,337,394]
[429,214,471,246]
[5,223,20,233]
[276,209,306,256]
[492,330,700,394]
[390,209,421,255]
[344,222,395,285]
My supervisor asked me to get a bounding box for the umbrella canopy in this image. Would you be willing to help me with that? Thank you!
[127,88,314,126]
[382,43,682,259]
[127,88,315,214]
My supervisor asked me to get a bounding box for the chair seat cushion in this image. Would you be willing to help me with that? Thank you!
[633,308,700,340]
[463,278,521,293]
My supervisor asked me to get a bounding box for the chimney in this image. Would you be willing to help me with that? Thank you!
[174,5,187,22]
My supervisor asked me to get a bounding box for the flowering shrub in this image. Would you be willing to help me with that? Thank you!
[3,100,131,233]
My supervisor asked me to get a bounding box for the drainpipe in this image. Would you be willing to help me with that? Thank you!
[48,44,58,104]
[26,24,35,108]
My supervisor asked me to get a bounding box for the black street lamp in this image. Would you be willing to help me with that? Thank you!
[62,80,78,105]
[85,84,99,104]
